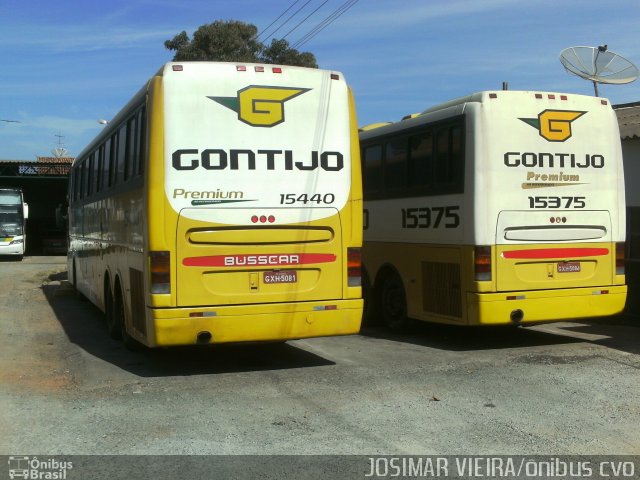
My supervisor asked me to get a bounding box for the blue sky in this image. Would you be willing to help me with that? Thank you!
[1,0,639,160]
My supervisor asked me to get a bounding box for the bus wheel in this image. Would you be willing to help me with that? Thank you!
[105,284,121,340]
[114,284,142,351]
[380,272,409,331]
[71,260,82,298]
[361,272,375,325]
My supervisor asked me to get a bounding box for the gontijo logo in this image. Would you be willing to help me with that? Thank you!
[519,109,586,142]
[210,86,311,127]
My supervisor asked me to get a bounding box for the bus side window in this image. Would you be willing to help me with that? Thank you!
[102,140,112,191]
[137,107,146,176]
[409,131,433,189]
[363,144,383,196]
[435,124,464,194]
[86,154,94,197]
[450,125,463,192]
[109,133,119,187]
[80,161,88,199]
[91,150,101,195]
[385,137,408,192]
[435,128,451,185]
[96,145,104,193]
[116,125,128,184]
[73,167,81,201]
[126,115,137,180]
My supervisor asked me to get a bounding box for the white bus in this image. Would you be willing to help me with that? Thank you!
[68,61,363,348]
[0,187,28,259]
[360,90,626,328]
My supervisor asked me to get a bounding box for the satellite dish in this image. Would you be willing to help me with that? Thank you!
[52,134,68,158]
[560,45,639,96]
[52,147,69,158]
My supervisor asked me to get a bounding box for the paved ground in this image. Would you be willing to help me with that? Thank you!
[1,256,639,459]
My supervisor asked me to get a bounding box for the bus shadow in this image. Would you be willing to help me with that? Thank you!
[41,275,335,377]
[547,317,640,356]
[359,317,638,354]
[0,256,23,262]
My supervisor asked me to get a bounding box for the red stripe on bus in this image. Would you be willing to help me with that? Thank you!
[502,248,609,259]
[183,253,337,267]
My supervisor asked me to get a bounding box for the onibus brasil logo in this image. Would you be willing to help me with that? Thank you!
[210,85,311,127]
[519,109,586,142]
[8,456,73,479]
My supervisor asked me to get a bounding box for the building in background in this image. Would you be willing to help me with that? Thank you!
[615,102,640,315]
[0,156,72,254]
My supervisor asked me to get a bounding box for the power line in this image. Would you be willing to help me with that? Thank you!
[258,0,316,42]
[256,0,303,42]
[281,0,329,40]
[293,0,358,48]
[292,0,359,49]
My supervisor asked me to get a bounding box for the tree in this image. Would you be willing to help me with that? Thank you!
[261,39,317,68]
[164,20,318,68]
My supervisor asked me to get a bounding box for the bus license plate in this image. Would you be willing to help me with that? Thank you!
[263,271,297,284]
[558,262,580,273]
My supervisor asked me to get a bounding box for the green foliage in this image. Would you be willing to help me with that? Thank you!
[261,39,318,68]
[164,20,318,68]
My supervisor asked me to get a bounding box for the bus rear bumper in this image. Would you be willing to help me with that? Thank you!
[149,299,363,347]
[467,285,627,326]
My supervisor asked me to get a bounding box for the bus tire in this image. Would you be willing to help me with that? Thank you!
[379,271,409,331]
[361,271,378,326]
[114,282,142,351]
[105,282,121,340]
[71,260,77,287]
[71,259,82,298]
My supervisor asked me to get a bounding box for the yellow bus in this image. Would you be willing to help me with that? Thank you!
[68,61,363,348]
[360,90,626,329]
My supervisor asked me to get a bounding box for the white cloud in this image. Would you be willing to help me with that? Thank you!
[2,25,176,53]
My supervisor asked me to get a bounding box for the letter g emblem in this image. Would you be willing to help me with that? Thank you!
[538,110,585,142]
[210,86,311,127]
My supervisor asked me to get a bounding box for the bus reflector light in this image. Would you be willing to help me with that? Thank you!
[601,100,608,105]
[172,65,183,71]
[255,66,264,72]
[592,290,609,295]
[190,312,217,317]
[236,65,247,71]
[314,305,337,311]
[251,214,276,224]
[535,93,543,99]
[474,246,492,281]
[507,295,525,300]
[330,73,340,80]
[272,67,282,73]
[347,247,362,287]
[150,251,170,294]
[616,242,625,275]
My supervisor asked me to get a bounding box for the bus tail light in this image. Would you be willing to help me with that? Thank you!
[347,248,362,287]
[150,251,171,294]
[474,246,492,281]
[616,242,625,275]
